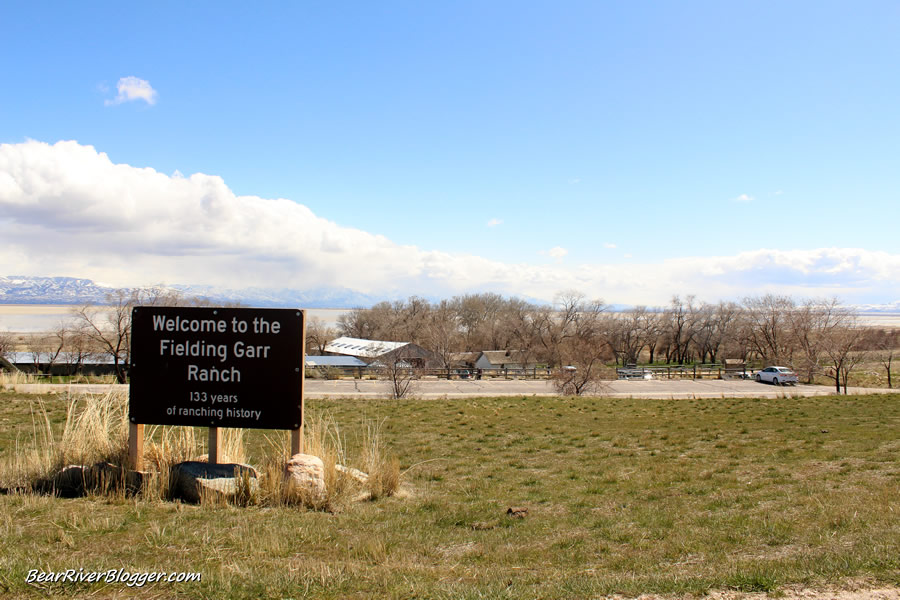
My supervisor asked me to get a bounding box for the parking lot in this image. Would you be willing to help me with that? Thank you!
[10,378,890,399]
[303,378,892,399]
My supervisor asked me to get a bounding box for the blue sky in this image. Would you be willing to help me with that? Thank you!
[2,1,899,305]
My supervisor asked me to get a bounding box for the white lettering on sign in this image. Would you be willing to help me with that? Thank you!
[233,341,270,359]
[252,317,281,334]
[152,314,228,333]
[160,339,228,362]
[226,407,262,420]
[186,364,241,382]
[175,405,261,421]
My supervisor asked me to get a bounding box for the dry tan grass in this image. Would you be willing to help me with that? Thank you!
[0,371,41,387]
[0,390,131,488]
[361,419,401,499]
[0,391,400,510]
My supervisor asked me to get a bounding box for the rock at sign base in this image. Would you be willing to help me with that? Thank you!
[36,462,145,497]
[170,461,258,504]
[335,464,369,484]
[285,454,327,502]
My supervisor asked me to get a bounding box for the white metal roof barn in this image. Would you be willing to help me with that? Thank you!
[323,337,409,359]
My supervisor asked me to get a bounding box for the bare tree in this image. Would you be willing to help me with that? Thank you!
[396,296,431,345]
[642,310,665,364]
[337,307,380,339]
[72,286,190,383]
[423,300,462,371]
[27,331,65,375]
[604,307,655,366]
[661,295,700,364]
[379,345,420,399]
[454,293,508,351]
[0,330,16,371]
[58,326,95,376]
[703,301,741,364]
[821,323,866,394]
[305,316,336,355]
[870,328,899,388]
[548,293,612,395]
[73,289,137,383]
[552,333,614,396]
[742,294,796,365]
[535,291,589,367]
[789,298,847,383]
[500,298,542,372]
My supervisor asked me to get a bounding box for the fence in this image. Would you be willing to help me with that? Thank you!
[308,365,755,381]
[306,366,554,380]
[616,364,753,380]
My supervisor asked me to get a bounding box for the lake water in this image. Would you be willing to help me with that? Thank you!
[0,305,350,333]
[2,304,898,333]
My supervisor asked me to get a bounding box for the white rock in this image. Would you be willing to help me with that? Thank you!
[284,453,327,503]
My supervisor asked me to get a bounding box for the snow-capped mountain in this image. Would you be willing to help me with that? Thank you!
[0,276,115,304]
[852,301,900,314]
[0,275,380,308]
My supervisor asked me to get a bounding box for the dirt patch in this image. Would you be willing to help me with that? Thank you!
[606,583,900,600]
[705,585,900,600]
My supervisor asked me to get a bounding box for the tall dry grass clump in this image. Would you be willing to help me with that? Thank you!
[59,390,130,468]
[361,419,401,499]
[254,413,402,509]
[0,370,40,388]
[256,413,355,510]
[0,390,130,490]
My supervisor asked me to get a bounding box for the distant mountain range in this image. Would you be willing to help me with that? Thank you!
[0,276,113,304]
[2,275,899,313]
[0,275,380,308]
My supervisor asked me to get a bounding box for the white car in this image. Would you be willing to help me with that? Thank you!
[755,366,799,385]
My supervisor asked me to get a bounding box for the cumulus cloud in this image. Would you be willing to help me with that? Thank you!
[539,246,569,262]
[733,193,753,203]
[105,76,158,106]
[1,140,899,306]
[487,218,503,227]
[603,242,617,249]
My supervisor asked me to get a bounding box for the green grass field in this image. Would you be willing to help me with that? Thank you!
[1,390,898,599]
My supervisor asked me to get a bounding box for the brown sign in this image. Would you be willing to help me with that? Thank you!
[129,307,304,429]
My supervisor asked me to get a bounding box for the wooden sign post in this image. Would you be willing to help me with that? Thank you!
[128,307,305,470]
[208,427,223,464]
[130,423,144,471]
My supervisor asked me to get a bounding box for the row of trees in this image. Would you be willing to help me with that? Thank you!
[3,288,897,394]
[313,291,900,394]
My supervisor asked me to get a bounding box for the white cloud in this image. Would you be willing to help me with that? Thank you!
[487,218,503,227]
[568,177,581,184]
[733,193,753,203]
[603,242,617,249]
[540,246,568,261]
[105,76,158,106]
[1,140,899,306]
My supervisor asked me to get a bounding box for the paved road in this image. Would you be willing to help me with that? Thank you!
[6,379,894,399]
